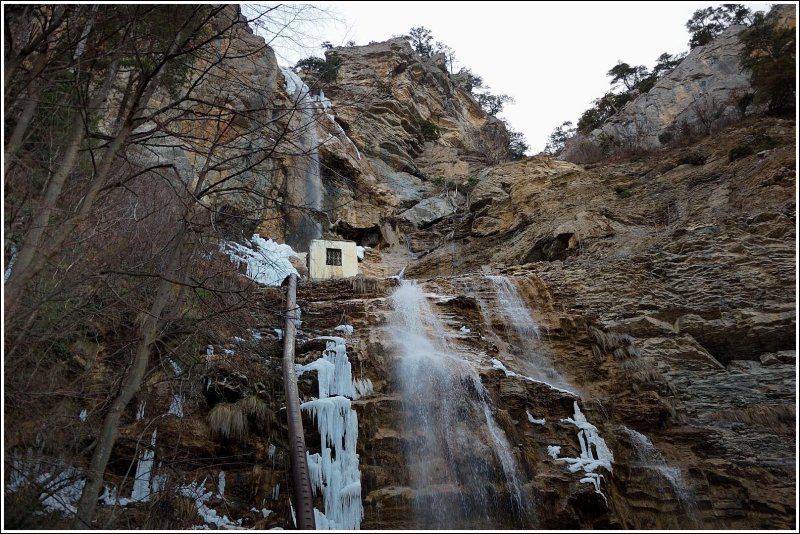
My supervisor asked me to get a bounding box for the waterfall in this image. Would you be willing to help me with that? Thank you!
[390,281,534,528]
[482,275,570,390]
[623,427,697,521]
[280,67,322,251]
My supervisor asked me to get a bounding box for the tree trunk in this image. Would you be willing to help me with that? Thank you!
[4,49,49,177]
[6,25,181,314]
[73,224,190,528]
[282,273,316,530]
[4,57,119,314]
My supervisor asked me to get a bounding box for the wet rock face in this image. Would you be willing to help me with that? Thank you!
[383,116,795,529]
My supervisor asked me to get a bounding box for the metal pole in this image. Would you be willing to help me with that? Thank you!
[282,273,316,530]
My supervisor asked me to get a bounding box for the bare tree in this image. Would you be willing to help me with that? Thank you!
[4,4,337,529]
[691,94,726,135]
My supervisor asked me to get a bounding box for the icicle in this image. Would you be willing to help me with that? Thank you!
[550,402,614,502]
[352,378,373,399]
[299,336,363,529]
[168,395,184,417]
[131,430,157,502]
[223,235,299,287]
[297,358,335,399]
[4,243,17,283]
[217,471,226,499]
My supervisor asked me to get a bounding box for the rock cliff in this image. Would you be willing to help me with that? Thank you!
[383,115,795,529]
[4,5,795,531]
[305,37,511,241]
[563,25,751,160]
[562,3,796,162]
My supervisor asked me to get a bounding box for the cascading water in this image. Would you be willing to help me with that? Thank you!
[280,67,322,251]
[390,281,534,528]
[482,275,570,390]
[623,427,697,522]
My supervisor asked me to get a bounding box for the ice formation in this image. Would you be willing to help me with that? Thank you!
[168,394,184,417]
[131,430,158,502]
[527,411,545,425]
[550,402,614,502]
[297,337,364,529]
[334,324,354,336]
[224,235,299,287]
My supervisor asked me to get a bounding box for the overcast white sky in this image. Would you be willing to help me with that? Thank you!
[265,2,772,154]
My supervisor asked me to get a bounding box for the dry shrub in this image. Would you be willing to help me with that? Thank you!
[239,395,271,426]
[591,327,641,360]
[209,402,248,441]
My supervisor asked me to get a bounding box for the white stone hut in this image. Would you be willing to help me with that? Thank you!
[308,239,359,280]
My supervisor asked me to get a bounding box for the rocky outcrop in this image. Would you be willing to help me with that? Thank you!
[563,26,750,161]
[265,36,512,244]
[322,38,509,181]
[563,4,796,162]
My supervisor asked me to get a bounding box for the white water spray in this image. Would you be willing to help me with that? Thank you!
[623,427,697,520]
[390,280,534,528]
[483,275,570,390]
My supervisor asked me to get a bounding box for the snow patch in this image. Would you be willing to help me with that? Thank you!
[5,451,86,516]
[223,235,299,287]
[547,445,561,459]
[527,411,545,425]
[39,467,85,516]
[100,485,133,507]
[168,395,184,417]
[334,324,354,336]
[179,479,243,530]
